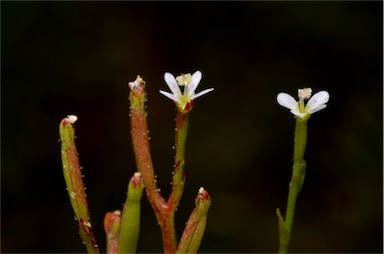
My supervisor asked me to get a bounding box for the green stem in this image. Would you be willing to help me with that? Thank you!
[118,172,144,254]
[168,111,189,207]
[293,117,308,163]
[161,110,190,253]
[278,117,308,254]
[59,116,99,253]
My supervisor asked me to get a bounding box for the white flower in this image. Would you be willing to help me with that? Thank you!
[159,71,214,111]
[277,88,330,118]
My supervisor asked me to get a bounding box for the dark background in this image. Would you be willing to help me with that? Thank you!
[1,1,382,253]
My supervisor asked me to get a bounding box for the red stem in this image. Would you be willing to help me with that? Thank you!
[130,106,167,210]
[129,88,177,253]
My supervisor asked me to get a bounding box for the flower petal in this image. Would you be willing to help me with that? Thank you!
[187,71,202,97]
[159,90,178,102]
[164,72,182,97]
[277,93,299,111]
[308,104,327,114]
[306,91,329,114]
[192,88,214,100]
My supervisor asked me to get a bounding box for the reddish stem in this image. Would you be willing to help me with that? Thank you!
[59,116,99,253]
[129,85,177,253]
[103,211,121,254]
[130,105,167,210]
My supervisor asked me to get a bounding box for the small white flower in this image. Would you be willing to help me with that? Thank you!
[159,71,214,111]
[277,88,330,118]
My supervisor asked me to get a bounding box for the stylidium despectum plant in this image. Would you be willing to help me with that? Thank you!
[59,70,213,254]
[276,87,330,253]
[59,70,331,253]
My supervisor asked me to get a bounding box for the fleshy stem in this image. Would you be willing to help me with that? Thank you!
[130,85,165,206]
[277,116,308,254]
[162,110,189,253]
[129,79,186,253]
[177,187,211,254]
[59,116,99,253]
[168,110,189,214]
[118,172,144,254]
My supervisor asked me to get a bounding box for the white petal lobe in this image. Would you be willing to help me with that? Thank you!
[308,104,327,114]
[277,93,299,111]
[188,71,202,96]
[159,90,177,102]
[306,91,329,112]
[164,73,182,97]
[192,88,214,100]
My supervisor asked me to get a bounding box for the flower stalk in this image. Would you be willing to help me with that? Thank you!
[276,117,307,254]
[276,88,330,253]
[59,115,99,253]
[168,110,189,208]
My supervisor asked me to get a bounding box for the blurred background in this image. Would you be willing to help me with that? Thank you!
[1,1,382,253]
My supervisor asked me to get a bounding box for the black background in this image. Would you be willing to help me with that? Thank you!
[1,1,383,253]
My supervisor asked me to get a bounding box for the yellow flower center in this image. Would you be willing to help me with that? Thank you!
[298,88,312,100]
[298,87,312,113]
[176,73,192,86]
